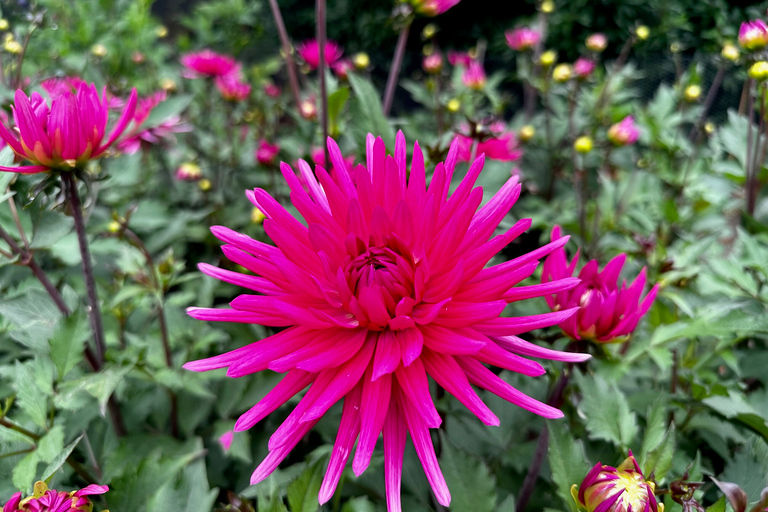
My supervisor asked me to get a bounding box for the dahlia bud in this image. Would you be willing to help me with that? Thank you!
[264,83,281,98]
[552,63,572,82]
[3,38,21,54]
[198,178,212,191]
[108,220,122,233]
[607,116,640,146]
[739,20,768,50]
[721,43,740,61]
[176,162,202,181]
[684,84,701,102]
[160,78,177,92]
[0,19,9,31]
[519,125,535,142]
[573,58,596,79]
[749,61,768,81]
[572,451,663,512]
[353,52,370,70]
[539,50,557,67]
[574,136,593,154]
[704,122,716,134]
[446,98,461,112]
[300,98,317,120]
[91,43,108,57]
[505,27,542,51]
[635,25,650,40]
[422,23,437,39]
[2,481,109,512]
[251,207,266,224]
[462,61,487,90]
[540,0,554,13]
[132,51,145,64]
[156,25,168,38]
[423,53,444,74]
[585,33,607,52]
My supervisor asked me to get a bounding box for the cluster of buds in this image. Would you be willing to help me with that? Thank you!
[3,481,109,512]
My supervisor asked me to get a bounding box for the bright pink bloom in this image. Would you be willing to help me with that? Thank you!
[332,59,353,80]
[447,51,474,67]
[219,430,235,451]
[3,482,108,512]
[414,0,461,16]
[456,127,522,163]
[585,33,608,52]
[215,68,251,101]
[462,61,486,89]
[181,49,238,78]
[739,20,768,50]
[117,91,191,154]
[575,451,662,512]
[264,83,281,98]
[607,116,640,146]
[505,27,542,51]
[297,39,343,69]
[256,140,280,165]
[542,226,658,343]
[0,83,137,174]
[573,58,596,78]
[422,53,444,74]
[184,132,588,510]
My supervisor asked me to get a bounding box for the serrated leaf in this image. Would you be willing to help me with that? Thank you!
[548,420,590,512]
[30,211,74,249]
[12,450,38,492]
[147,459,218,512]
[641,397,668,468]
[347,73,395,148]
[36,425,64,465]
[496,494,516,512]
[440,439,497,512]
[14,361,49,428]
[0,290,62,351]
[40,433,83,483]
[643,423,675,482]
[286,459,324,512]
[49,311,89,380]
[575,373,638,448]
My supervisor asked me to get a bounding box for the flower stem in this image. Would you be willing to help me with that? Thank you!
[62,172,106,365]
[746,79,756,215]
[316,0,329,163]
[267,0,302,114]
[748,82,764,216]
[688,64,725,142]
[383,21,411,117]
[524,10,548,120]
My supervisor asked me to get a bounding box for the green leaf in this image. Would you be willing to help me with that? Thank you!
[142,94,193,130]
[12,450,38,493]
[30,211,74,249]
[440,439,497,512]
[340,497,375,512]
[147,459,218,512]
[703,392,768,441]
[640,396,668,468]
[0,290,62,351]
[574,373,638,448]
[643,423,676,483]
[36,425,64,465]
[0,146,15,168]
[49,311,89,380]
[327,87,350,131]
[14,361,49,428]
[547,420,590,512]
[347,73,395,147]
[706,496,727,512]
[40,433,84,483]
[496,495,517,512]
[286,459,324,512]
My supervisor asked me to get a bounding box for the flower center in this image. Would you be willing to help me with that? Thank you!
[616,471,652,509]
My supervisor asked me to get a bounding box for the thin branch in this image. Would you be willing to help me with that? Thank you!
[383,22,411,116]
[316,0,329,163]
[267,0,302,113]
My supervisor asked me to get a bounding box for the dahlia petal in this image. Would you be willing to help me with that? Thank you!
[598,253,627,288]
[502,236,570,277]
[475,342,545,376]
[383,392,407,512]
[476,308,579,335]
[251,419,319,484]
[14,90,52,156]
[398,327,424,366]
[0,164,48,174]
[225,328,316,377]
[263,218,322,269]
[421,324,486,355]
[326,137,356,198]
[211,225,280,259]
[454,261,539,302]
[319,383,362,504]
[422,350,499,426]
[406,141,427,212]
[438,154,485,229]
[458,357,563,418]
[0,117,24,155]
[459,177,521,253]
[73,485,109,497]
[394,130,407,184]
[291,329,367,373]
[372,330,402,380]
[503,277,581,301]
[434,300,507,328]
[492,335,591,363]
[186,306,292,325]
[462,220,534,278]
[235,370,315,431]
[394,359,442,428]
[412,298,452,325]
[353,367,391,476]
[443,138,460,198]
[101,88,138,152]
[197,263,282,294]
[400,389,451,506]
[297,159,332,213]
[220,246,291,289]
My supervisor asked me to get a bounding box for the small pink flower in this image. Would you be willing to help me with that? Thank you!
[117,91,191,154]
[585,33,607,52]
[297,39,343,69]
[256,140,280,165]
[0,83,137,174]
[573,58,596,78]
[332,59,353,80]
[413,0,461,16]
[422,53,444,74]
[215,68,251,101]
[607,116,640,146]
[575,451,662,512]
[542,226,658,343]
[455,128,522,163]
[739,20,768,50]
[3,481,108,512]
[181,49,238,77]
[219,430,235,451]
[462,61,486,89]
[264,83,281,98]
[447,51,474,67]
[505,27,542,51]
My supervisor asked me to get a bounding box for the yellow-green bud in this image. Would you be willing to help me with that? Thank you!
[91,44,107,57]
[704,122,715,135]
[670,43,681,53]
[540,0,554,13]
[108,221,122,233]
[552,63,572,82]
[539,50,557,67]
[574,136,593,153]
[519,125,535,142]
[422,23,437,39]
[156,25,168,38]
[198,178,212,191]
[446,98,460,113]
[684,84,701,102]
[636,25,650,40]
[160,78,176,92]
[3,39,21,54]
[749,61,768,81]
[721,43,739,62]
[0,19,9,31]
[353,52,370,69]
[252,207,266,224]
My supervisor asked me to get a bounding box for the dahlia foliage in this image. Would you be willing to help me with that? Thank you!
[184,133,590,510]
[0,84,137,173]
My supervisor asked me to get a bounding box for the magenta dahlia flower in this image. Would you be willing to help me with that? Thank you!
[181,49,238,78]
[447,50,474,67]
[573,451,662,512]
[332,59,353,80]
[456,122,523,163]
[422,53,444,74]
[297,39,343,70]
[573,58,596,79]
[184,132,589,510]
[739,20,768,50]
[542,226,658,343]
[256,140,280,165]
[607,116,640,146]
[585,33,608,52]
[505,27,542,51]
[0,83,137,174]
[462,61,487,89]
[215,69,252,101]
[3,482,108,512]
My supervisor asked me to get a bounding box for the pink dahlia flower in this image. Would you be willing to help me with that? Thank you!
[739,20,768,50]
[462,61,487,89]
[40,76,87,98]
[0,83,137,174]
[297,39,343,70]
[3,481,108,512]
[422,53,444,74]
[414,0,462,16]
[607,116,640,146]
[456,123,523,162]
[215,68,252,101]
[541,226,658,343]
[573,58,596,79]
[505,27,542,51]
[264,83,281,98]
[184,132,589,510]
[447,50,474,67]
[181,49,238,78]
[332,59,353,80]
[256,140,280,165]
[574,451,662,512]
[585,33,608,52]
[117,91,191,154]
